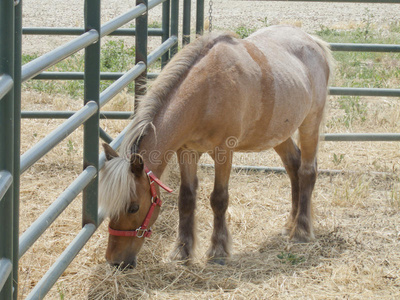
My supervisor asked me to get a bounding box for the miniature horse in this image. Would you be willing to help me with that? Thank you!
[99,25,334,268]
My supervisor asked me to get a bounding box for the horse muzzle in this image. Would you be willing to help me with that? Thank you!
[108,256,137,269]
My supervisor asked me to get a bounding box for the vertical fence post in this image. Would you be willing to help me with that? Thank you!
[183,0,191,46]
[170,0,179,57]
[12,0,22,298]
[83,0,101,227]
[0,0,15,298]
[196,0,204,36]
[135,0,148,111]
[161,0,170,68]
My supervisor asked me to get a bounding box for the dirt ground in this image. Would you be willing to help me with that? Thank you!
[18,0,400,299]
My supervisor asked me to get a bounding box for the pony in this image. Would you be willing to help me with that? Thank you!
[99,25,334,268]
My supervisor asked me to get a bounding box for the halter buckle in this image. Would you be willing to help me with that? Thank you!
[135,227,150,238]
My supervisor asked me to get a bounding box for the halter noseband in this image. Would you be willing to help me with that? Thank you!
[108,166,173,238]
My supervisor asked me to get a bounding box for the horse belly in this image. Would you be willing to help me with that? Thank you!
[235,110,305,151]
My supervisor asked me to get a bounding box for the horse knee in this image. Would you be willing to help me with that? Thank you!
[299,162,317,185]
[210,188,229,215]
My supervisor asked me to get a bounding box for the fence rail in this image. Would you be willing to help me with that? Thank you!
[0,259,12,292]
[22,27,164,36]
[0,75,13,100]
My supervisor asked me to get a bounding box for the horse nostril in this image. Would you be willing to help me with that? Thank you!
[124,263,135,269]
[110,260,136,269]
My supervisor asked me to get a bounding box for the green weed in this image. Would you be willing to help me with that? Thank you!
[101,40,135,72]
[315,18,400,91]
[22,39,137,98]
[57,283,65,300]
[337,96,367,128]
[333,153,345,166]
[359,8,374,40]
[277,252,305,265]
[316,25,340,37]
[259,17,269,27]
[66,140,76,155]
[148,20,162,28]
[129,20,162,28]
[235,25,257,39]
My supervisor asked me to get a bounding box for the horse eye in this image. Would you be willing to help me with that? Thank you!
[128,204,139,214]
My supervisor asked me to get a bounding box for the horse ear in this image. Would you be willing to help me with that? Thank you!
[130,154,144,177]
[103,143,119,161]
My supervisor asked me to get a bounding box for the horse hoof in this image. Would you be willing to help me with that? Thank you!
[291,237,310,244]
[290,232,314,244]
[169,247,191,264]
[208,257,226,266]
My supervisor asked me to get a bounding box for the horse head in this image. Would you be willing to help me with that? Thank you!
[99,144,165,268]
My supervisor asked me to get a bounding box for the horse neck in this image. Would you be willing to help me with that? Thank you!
[134,56,211,177]
[136,97,184,178]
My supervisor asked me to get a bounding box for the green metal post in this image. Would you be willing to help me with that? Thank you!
[12,0,22,298]
[170,0,179,57]
[135,0,148,111]
[183,0,191,46]
[0,0,15,298]
[196,0,204,36]
[83,0,101,227]
[161,0,170,67]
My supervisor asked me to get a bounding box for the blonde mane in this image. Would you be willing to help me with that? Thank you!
[100,32,237,219]
[99,157,135,219]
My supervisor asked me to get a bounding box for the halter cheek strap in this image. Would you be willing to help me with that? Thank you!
[108,166,173,238]
[145,167,173,194]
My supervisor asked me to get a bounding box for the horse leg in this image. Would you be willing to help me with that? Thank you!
[207,150,232,265]
[170,149,201,263]
[291,117,322,242]
[274,137,301,236]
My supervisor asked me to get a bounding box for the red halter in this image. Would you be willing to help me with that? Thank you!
[108,166,173,238]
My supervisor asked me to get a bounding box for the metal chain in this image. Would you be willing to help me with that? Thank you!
[208,0,213,32]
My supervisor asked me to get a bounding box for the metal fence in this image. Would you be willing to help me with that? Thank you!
[1,0,400,299]
[0,0,204,299]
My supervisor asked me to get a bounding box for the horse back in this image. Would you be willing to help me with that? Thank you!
[175,26,331,151]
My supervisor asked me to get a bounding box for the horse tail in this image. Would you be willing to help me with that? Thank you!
[309,35,335,145]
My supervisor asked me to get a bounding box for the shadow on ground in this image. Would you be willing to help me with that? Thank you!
[86,226,355,299]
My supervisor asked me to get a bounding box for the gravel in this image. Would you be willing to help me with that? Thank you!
[22,0,399,54]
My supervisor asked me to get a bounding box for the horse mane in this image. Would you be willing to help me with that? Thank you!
[119,31,238,158]
[99,156,135,220]
[99,32,237,219]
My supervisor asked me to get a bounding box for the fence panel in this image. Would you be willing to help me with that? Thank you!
[0,0,16,297]
[0,0,204,298]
